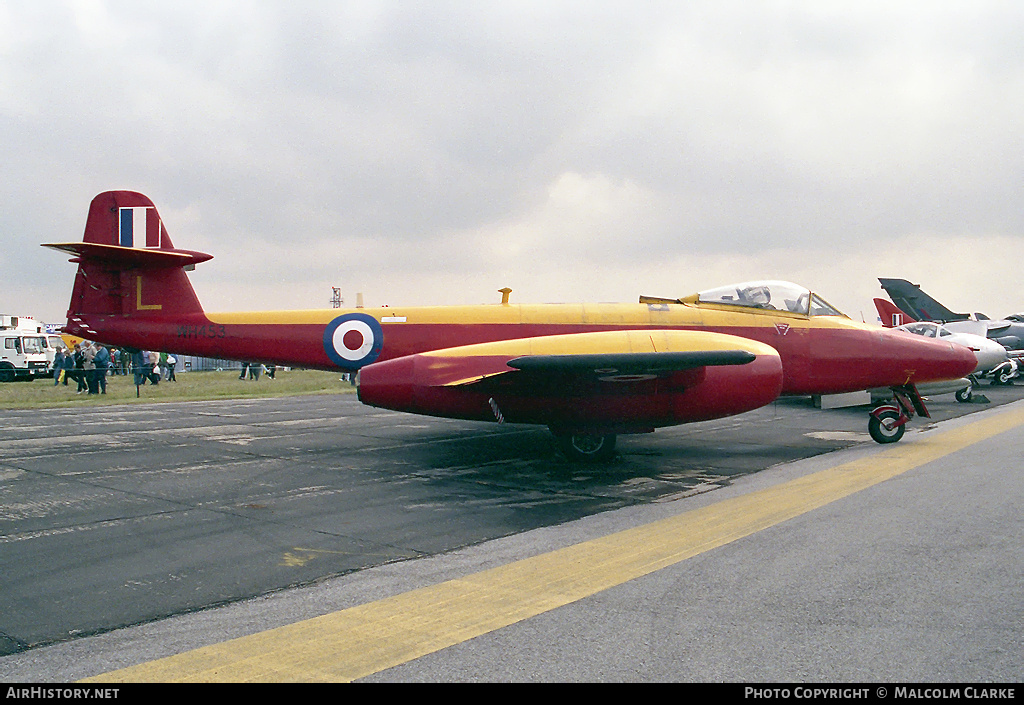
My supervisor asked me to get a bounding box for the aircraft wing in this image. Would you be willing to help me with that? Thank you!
[506,350,755,373]
[357,330,785,432]
[943,319,1009,337]
[457,349,757,394]
[503,348,753,377]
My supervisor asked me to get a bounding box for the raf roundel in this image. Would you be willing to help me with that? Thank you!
[323,313,384,368]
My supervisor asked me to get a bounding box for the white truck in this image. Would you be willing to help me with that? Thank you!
[0,315,53,382]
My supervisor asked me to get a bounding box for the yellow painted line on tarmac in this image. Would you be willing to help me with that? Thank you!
[84,405,1024,683]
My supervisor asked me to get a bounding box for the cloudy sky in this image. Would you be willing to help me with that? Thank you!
[3,1,1023,326]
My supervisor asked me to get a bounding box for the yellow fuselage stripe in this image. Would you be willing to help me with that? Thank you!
[205,302,868,332]
[83,405,1024,683]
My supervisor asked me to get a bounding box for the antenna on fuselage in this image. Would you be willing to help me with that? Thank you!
[499,287,512,305]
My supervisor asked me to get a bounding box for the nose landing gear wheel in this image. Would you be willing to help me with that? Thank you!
[869,409,905,444]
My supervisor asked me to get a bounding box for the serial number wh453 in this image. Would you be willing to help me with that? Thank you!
[177,324,226,340]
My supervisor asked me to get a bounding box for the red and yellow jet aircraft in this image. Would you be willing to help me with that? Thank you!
[44,191,976,459]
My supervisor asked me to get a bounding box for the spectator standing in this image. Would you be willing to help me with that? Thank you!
[83,342,98,395]
[132,349,147,387]
[73,344,87,393]
[94,345,110,394]
[53,348,65,386]
[61,347,75,387]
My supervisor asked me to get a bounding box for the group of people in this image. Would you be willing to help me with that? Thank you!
[52,344,178,394]
[129,350,178,386]
[53,342,111,395]
[238,361,276,380]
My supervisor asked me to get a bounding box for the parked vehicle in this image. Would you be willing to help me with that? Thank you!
[0,315,52,381]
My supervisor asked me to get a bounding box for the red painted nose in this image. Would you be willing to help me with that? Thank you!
[883,329,978,384]
[935,341,980,381]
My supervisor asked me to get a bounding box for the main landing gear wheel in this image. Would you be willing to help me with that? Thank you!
[553,432,617,463]
[868,409,905,444]
[955,383,973,403]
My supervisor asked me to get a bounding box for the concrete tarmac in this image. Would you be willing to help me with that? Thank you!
[1,388,1022,682]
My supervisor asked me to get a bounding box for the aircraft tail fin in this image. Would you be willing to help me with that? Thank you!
[43,191,213,334]
[873,298,916,328]
[877,278,968,323]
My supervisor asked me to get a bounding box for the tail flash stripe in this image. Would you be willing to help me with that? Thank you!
[119,208,133,247]
[119,207,160,249]
[147,208,161,247]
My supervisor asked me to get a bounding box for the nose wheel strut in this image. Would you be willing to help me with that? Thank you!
[869,384,929,444]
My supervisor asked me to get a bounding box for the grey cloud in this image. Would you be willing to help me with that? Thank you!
[4,1,1024,322]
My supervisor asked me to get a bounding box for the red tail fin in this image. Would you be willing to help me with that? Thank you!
[873,298,917,328]
[43,191,213,336]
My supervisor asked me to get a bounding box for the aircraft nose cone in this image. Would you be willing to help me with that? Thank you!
[974,341,1009,373]
[937,341,980,382]
[883,329,978,385]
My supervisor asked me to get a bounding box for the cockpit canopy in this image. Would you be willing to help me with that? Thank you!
[696,281,846,317]
[899,321,954,339]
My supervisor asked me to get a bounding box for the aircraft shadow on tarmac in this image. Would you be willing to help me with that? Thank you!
[382,384,1022,507]
[369,401,865,504]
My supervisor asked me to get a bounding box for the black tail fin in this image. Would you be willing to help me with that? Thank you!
[878,278,969,323]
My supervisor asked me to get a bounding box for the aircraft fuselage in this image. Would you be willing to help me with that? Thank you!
[67,299,972,398]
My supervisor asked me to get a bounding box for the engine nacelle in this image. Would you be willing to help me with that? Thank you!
[357,330,784,433]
